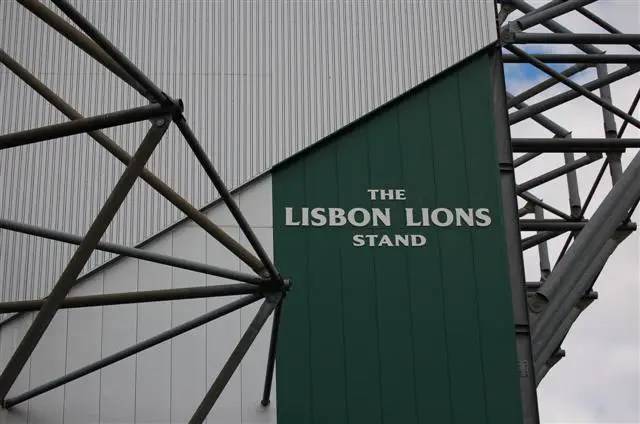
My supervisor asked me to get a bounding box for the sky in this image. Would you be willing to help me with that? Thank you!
[502,1,640,423]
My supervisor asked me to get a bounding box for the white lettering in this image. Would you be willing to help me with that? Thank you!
[372,208,391,226]
[475,208,492,227]
[405,208,421,226]
[411,234,427,246]
[379,234,393,246]
[310,208,327,226]
[396,234,409,246]
[348,208,370,227]
[455,208,475,227]
[285,207,300,226]
[432,208,454,227]
[379,190,394,200]
[353,234,365,247]
[329,208,347,226]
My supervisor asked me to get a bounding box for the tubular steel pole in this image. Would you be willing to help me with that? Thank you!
[519,192,572,221]
[595,63,623,183]
[261,299,283,406]
[0,49,267,276]
[519,220,636,232]
[175,116,281,281]
[52,0,166,103]
[190,295,280,423]
[16,0,150,99]
[0,102,179,148]
[511,0,597,31]
[577,7,640,52]
[507,63,592,107]
[0,118,171,401]
[0,219,267,286]
[507,94,571,137]
[508,65,640,125]
[516,154,601,194]
[510,32,640,45]
[0,283,261,314]
[511,139,640,152]
[506,45,640,131]
[529,146,640,323]
[534,232,631,364]
[3,293,263,407]
[502,54,640,64]
[534,206,551,281]
[522,231,565,251]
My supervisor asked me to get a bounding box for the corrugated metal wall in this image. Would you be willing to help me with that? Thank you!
[0,0,497,302]
[0,175,276,424]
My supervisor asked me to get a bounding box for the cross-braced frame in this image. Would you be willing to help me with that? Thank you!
[0,1,639,424]
[0,0,287,422]
[498,1,640,422]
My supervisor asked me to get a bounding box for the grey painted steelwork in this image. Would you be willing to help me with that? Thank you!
[0,0,498,303]
[0,1,285,418]
[498,1,640,420]
[491,49,541,424]
[3,293,264,408]
[0,175,278,423]
[0,283,261,314]
[0,0,637,422]
[503,53,640,63]
[0,117,172,401]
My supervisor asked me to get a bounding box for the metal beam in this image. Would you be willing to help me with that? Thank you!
[519,192,572,220]
[508,32,640,45]
[512,138,640,152]
[507,63,591,107]
[190,295,280,423]
[522,231,565,251]
[0,102,179,148]
[576,6,640,53]
[175,116,280,282]
[519,220,636,232]
[261,299,282,406]
[508,64,639,125]
[514,152,541,168]
[529,145,640,340]
[491,50,541,423]
[507,94,571,137]
[16,0,150,99]
[502,54,640,64]
[534,231,630,364]
[52,0,166,103]
[534,206,551,281]
[2,293,263,408]
[509,45,640,131]
[516,154,601,194]
[510,0,597,31]
[0,118,170,401]
[618,88,640,144]
[0,219,268,286]
[0,283,260,313]
[0,49,267,277]
[509,0,603,55]
[535,292,598,383]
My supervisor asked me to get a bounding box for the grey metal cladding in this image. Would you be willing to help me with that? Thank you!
[0,0,497,302]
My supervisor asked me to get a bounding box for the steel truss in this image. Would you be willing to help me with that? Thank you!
[498,0,640,422]
[0,1,637,423]
[0,0,287,422]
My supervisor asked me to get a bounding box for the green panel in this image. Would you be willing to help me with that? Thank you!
[274,50,523,424]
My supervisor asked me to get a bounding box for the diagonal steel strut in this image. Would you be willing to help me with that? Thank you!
[0,117,171,402]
